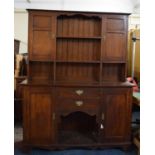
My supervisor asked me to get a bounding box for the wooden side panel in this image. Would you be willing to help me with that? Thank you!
[103,88,132,142]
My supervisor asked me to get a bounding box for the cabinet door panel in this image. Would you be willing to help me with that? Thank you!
[102,15,127,62]
[32,31,52,60]
[33,16,51,28]
[103,88,132,141]
[28,88,54,145]
[29,14,56,60]
[104,33,125,61]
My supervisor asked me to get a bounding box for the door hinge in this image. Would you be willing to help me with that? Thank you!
[52,113,55,120]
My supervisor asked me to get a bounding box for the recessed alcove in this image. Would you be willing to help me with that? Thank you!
[58,111,99,144]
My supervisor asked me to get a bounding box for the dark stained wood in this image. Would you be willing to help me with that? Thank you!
[29,13,57,61]
[102,15,127,62]
[56,98,100,115]
[14,76,27,124]
[56,63,100,83]
[22,10,132,150]
[55,87,100,99]
[102,63,125,82]
[103,88,132,142]
[29,61,53,84]
[26,87,55,145]
[56,39,101,61]
[57,14,101,37]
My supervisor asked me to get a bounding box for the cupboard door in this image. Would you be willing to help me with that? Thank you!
[102,15,128,62]
[28,87,54,145]
[29,12,56,61]
[103,88,132,142]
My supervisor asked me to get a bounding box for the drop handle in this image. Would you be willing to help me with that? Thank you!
[75,90,84,95]
[75,101,83,106]
[100,124,104,129]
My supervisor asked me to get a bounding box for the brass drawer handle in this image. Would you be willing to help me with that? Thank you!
[100,124,104,129]
[75,101,83,106]
[75,90,84,95]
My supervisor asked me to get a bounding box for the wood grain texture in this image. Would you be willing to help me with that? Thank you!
[27,87,55,145]
[29,62,53,84]
[103,88,132,142]
[57,14,101,37]
[22,10,132,150]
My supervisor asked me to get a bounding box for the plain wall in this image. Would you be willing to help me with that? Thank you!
[14,11,28,53]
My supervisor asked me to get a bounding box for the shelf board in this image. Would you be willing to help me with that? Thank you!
[29,60,54,62]
[57,36,101,39]
[55,60,100,63]
[101,61,126,64]
[33,28,51,31]
[54,81,100,86]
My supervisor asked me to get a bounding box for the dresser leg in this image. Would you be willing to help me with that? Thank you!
[121,145,131,152]
[20,145,31,154]
[15,141,32,153]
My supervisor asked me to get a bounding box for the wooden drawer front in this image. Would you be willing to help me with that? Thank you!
[56,88,100,99]
[57,98,100,114]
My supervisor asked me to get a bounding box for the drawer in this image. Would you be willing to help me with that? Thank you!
[55,88,100,99]
[57,98,100,114]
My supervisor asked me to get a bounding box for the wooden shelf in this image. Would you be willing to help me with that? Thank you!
[54,81,100,86]
[56,36,101,39]
[29,60,54,62]
[101,61,126,64]
[55,60,100,63]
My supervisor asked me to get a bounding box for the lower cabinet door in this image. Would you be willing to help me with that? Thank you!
[28,87,54,145]
[103,88,132,142]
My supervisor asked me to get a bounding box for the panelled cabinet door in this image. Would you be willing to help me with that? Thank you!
[102,15,128,62]
[103,88,132,142]
[29,12,56,61]
[28,87,54,145]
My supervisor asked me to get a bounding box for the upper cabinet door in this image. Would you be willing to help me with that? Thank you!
[29,12,56,61]
[102,15,128,62]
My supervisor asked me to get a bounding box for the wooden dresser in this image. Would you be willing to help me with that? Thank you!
[22,10,133,150]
